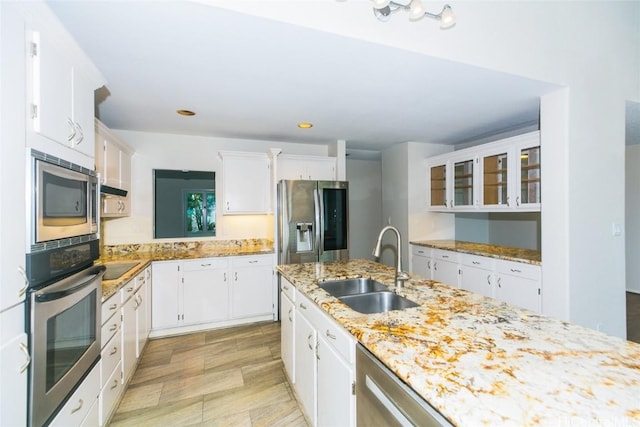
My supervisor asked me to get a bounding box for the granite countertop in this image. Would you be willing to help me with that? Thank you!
[99,239,274,301]
[410,239,541,265]
[277,259,640,426]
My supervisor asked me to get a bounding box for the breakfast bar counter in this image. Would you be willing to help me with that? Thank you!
[277,259,640,426]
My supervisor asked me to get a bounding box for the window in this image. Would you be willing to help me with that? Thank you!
[154,170,215,238]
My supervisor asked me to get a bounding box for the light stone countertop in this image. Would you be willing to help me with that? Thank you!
[99,239,274,301]
[410,239,541,265]
[277,259,640,426]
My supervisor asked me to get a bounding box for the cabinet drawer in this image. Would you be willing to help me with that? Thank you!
[496,260,540,281]
[101,293,120,325]
[411,245,430,257]
[281,277,296,302]
[99,361,123,426]
[314,308,355,364]
[101,316,120,349]
[80,397,99,427]
[100,329,122,387]
[49,363,99,427]
[461,253,495,270]
[432,249,459,263]
[230,254,273,268]
[182,258,228,271]
[135,270,147,291]
[120,279,136,303]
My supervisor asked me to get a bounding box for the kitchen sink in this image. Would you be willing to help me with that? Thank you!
[103,262,140,280]
[319,278,389,297]
[339,291,419,314]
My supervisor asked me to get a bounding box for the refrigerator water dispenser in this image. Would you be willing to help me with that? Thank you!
[295,222,313,252]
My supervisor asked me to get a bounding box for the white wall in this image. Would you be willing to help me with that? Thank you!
[346,158,382,260]
[626,145,640,293]
[103,129,331,245]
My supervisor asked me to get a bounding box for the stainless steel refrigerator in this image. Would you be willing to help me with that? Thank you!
[277,180,349,264]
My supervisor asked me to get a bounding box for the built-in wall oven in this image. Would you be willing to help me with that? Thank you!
[26,150,104,427]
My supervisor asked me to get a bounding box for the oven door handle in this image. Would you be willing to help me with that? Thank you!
[35,265,106,302]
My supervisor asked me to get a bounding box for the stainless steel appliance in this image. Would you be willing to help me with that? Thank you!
[30,149,99,250]
[356,344,453,426]
[277,180,349,264]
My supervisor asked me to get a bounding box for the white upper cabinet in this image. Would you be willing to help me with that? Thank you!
[277,154,336,181]
[219,151,271,214]
[20,1,105,169]
[427,131,540,212]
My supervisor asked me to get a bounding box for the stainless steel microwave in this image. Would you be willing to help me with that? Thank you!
[30,150,99,251]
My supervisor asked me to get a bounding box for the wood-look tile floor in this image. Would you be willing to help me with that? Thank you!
[108,322,309,427]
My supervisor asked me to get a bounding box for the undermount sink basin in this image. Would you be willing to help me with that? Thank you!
[339,291,419,314]
[319,278,388,297]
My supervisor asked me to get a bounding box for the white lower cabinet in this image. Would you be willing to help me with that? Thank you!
[294,307,317,425]
[121,280,138,385]
[410,245,432,279]
[152,255,275,336]
[280,286,295,384]
[459,254,494,298]
[495,259,541,313]
[284,278,355,427]
[432,249,460,287]
[0,304,29,427]
[49,362,100,427]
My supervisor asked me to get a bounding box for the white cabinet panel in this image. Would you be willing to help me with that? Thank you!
[230,255,273,319]
[183,266,229,324]
[49,363,99,427]
[410,245,432,280]
[121,286,137,384]
[278,155,336,181]
[151,261,181,330]
[294,310,317,425]
[317,334,355,427]
[0,304,28,427]
[280,291,295,384]
[220,151,270,214]
[432,250,459,287]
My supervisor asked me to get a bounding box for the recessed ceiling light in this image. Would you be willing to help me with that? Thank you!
[177,109,195,116]
[298,122,313,129]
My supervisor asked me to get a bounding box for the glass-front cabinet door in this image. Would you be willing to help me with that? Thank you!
[452,156,476,208]
[517,144,541,209]
[481,148,510,208]
[428,162,448,209]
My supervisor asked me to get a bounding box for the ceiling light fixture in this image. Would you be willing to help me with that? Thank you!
[298,122,313,129]
[177,109,195,116]
[372,1,456,29]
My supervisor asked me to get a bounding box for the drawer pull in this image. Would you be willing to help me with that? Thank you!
[326,330,336,340]
[249,260,258,264]
[283,285,289,291]
[109,324,118,332]
[71,399,83,414]
[299,303,307,310]
[442,255,449,259]
[19,342,31,374]
[201,263,212,267]
[472,261,480,265]
[307,332,314,350]
[126,287,134,293]
[510,268,522,273]
[110,379,119,390]
[110,346,118,355]
[109,303,118,311]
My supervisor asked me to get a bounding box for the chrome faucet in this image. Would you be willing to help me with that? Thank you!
[372,225,410,289]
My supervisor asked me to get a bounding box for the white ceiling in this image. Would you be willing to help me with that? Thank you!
[47,1,566,157]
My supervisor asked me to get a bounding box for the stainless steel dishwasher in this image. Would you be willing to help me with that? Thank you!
[356,344,453,426]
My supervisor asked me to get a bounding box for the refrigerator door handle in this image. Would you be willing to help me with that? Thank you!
[314,188,323,256]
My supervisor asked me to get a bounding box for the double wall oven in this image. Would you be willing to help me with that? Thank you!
[25,150,105,427]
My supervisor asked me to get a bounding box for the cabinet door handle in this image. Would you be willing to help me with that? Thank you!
[516,196,521,206]
[326,330,336,340]
[110,346,118,355]
[487,275,491,285]
[110,379,119,390]
[19,342,31,374]
[288,308,293,322]
[71,399,83,414]
[427,260,431,270]
[224,273,227,282]
[434,262,438,271]
[67,117,76,142]
[506,196,511,207]
[299,303,307,310]
[307,332,314,350]
[17,266,29,298]
[498,277,502,288]
[234,272,238,281]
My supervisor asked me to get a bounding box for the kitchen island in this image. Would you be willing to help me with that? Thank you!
[277,259,640,426]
